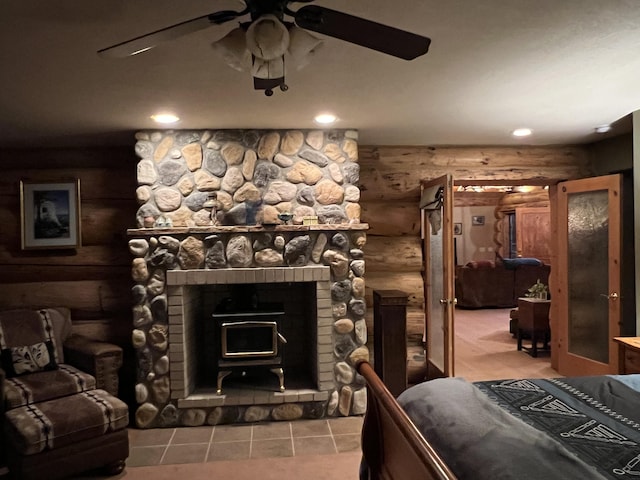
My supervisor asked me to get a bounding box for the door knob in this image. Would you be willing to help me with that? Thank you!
[600,292,619,300]
[439,298,456,305]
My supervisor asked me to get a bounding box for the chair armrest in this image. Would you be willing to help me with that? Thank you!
[63,334,123,397]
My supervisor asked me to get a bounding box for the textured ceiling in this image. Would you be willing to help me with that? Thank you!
[1,0,639,149]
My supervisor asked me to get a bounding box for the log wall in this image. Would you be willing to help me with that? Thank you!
[0,143,594,397]
[359,145,593,327]
[0,148,138,343]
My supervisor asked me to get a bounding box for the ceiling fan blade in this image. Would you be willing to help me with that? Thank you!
[98,10,244,58]
[294,5,430,60]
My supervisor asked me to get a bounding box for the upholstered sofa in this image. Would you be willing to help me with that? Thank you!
[0,307,129,480]
[455,258,551,309]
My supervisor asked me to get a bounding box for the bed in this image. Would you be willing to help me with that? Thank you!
[356,361,640,480]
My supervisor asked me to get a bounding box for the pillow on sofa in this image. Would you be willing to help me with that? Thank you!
[0,309,63,377]
[502,257,544,269]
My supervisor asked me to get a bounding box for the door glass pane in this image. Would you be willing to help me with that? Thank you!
[567,190,609,363]
[428,210,445,372]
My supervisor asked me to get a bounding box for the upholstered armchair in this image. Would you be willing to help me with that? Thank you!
[0,307,129,480]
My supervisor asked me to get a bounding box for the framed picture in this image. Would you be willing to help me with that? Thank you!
[471,215,485,226]
[453,223,462,235]
[20,180,81,250]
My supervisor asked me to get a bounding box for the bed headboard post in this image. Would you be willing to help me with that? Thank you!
[356,360,457,480]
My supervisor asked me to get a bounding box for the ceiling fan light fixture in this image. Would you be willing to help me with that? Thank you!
[252,56,285,80]
[151,113,180,124]
[211,28,251,72]
[512,128,532,138]
[287,26,323,70]
[245,14,290,60]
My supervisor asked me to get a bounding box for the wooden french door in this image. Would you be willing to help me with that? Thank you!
[420,175,455,378]
[556,174,622,376]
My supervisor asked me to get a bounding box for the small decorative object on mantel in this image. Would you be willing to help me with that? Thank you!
[302,215,318,226]
[20,179,82,250]
[154,215,172,228]
[525,279,549,300]
[277,212,293,225]
[203,193,221,226]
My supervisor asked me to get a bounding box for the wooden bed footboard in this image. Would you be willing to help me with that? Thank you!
[356,360,457,480]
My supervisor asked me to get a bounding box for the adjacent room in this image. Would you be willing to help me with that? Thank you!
[1,1,640,479]
[452,184,554,379]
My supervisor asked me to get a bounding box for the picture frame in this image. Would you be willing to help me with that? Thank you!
[20,180,81,250]
[471,215,485,226]
[453,223,462,235]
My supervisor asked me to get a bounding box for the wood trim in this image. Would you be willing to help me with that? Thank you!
[549,185,559,370]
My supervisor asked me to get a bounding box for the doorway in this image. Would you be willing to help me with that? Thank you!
[449,174,635,378]
[450,181,556,379]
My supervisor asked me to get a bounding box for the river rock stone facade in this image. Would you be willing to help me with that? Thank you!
[133,129,361,228]
[128,129,369,429]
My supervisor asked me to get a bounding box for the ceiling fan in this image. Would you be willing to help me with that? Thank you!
[98,0,431,96]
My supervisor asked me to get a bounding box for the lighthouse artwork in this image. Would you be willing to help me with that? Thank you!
[20,180,81,250]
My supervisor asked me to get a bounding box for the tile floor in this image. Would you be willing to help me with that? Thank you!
[126,416,363,467]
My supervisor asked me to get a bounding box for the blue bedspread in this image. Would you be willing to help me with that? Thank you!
[397,375,640,479]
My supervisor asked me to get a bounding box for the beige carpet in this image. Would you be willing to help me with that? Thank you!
[405,307,560,383]
[454,307,559,381]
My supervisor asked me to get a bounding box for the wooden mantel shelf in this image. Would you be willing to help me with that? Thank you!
[127,223,369,236]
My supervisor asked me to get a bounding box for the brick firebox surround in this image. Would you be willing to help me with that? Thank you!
[167,265,334,402]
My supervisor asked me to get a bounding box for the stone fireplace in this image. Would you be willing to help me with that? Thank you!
[128,129,369,428]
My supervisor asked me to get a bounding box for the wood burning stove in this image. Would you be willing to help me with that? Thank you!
[213,309,287,394]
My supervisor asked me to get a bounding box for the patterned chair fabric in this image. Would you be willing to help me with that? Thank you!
[3,364,96,410]
[0,307,129,478]
[5,389,129,455]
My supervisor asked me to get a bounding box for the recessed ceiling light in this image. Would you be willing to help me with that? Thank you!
[594,124,611,134]
[151,113,180,124]
[314,113,337,125]
[512,128,532,137]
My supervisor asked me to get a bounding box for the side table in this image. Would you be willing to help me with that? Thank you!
[517,297,551,357]
[613,337,640,374]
